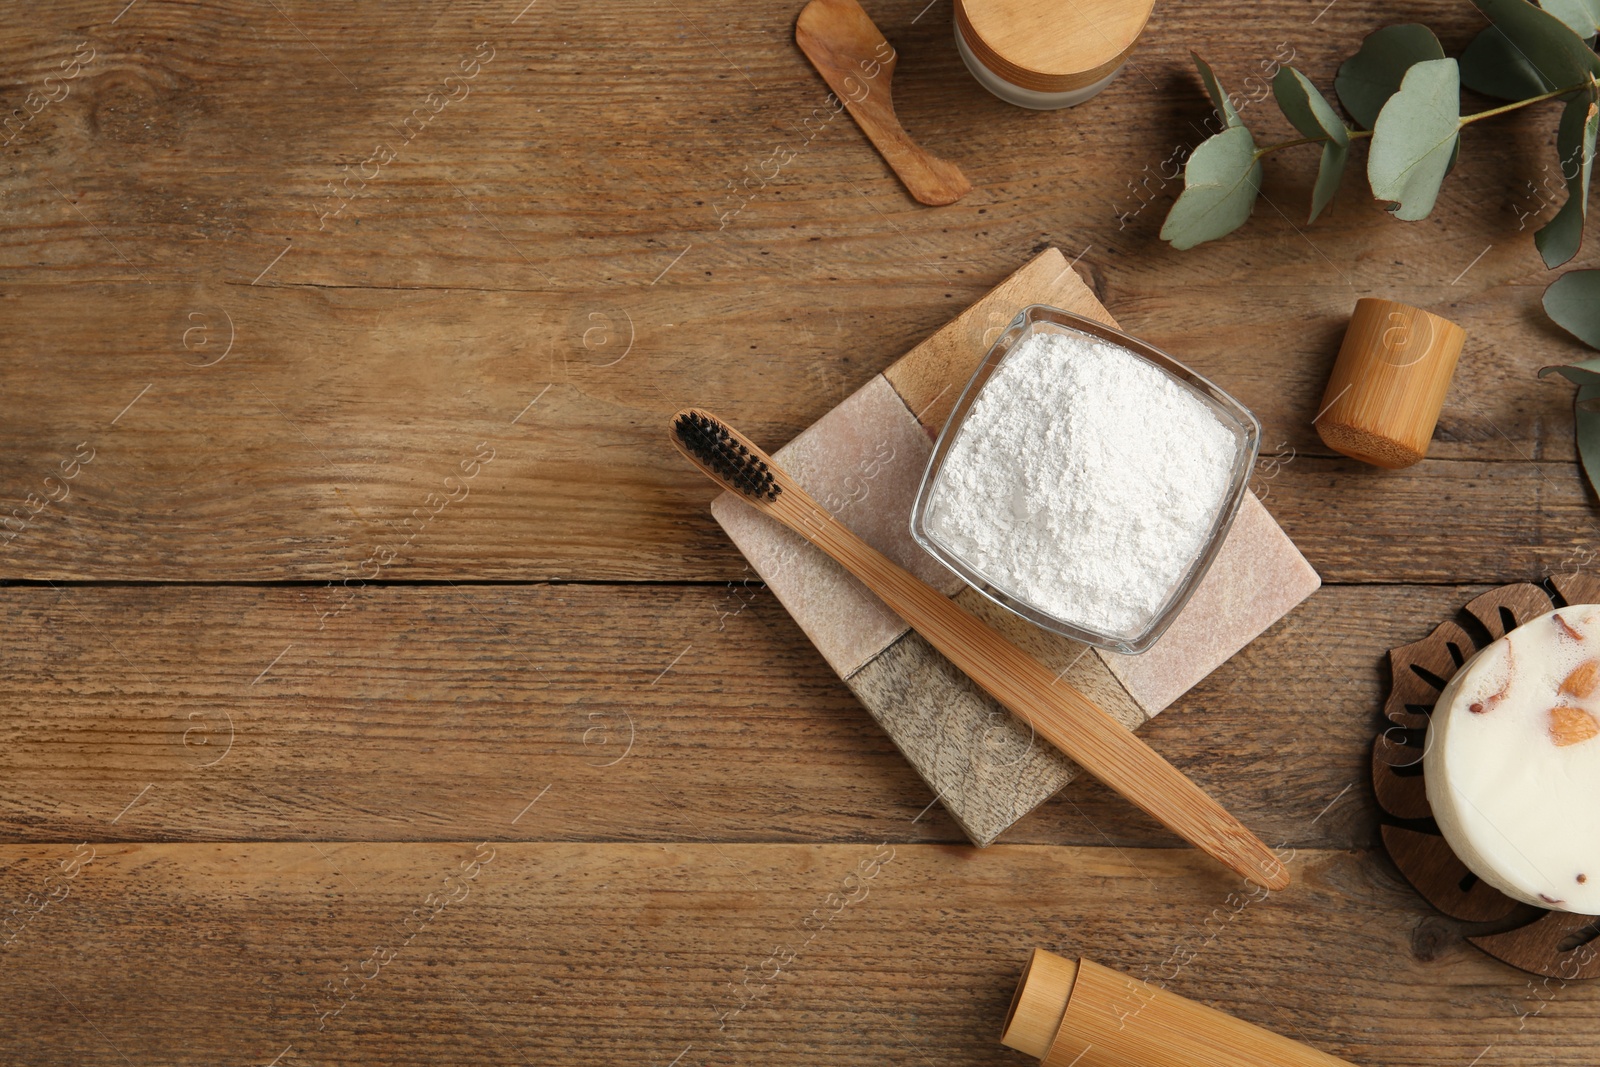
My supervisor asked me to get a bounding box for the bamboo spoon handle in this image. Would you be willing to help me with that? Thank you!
[796,0,972,206]
[670,408,1288,890]
[788,497,1289,890]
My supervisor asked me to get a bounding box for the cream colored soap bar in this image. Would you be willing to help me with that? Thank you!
[1426,605,1600,912]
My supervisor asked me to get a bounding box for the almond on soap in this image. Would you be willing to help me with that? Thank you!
[1561,659,1600,699]
[1550,704,1600,747]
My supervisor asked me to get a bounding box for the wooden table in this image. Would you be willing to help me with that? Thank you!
[2,1,1596,1063]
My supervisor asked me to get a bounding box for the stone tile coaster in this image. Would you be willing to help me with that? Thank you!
[712,247,1320,845]
[842,587,1149,846]
[845,628,1072,843]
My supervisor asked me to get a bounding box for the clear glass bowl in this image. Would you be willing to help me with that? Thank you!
[909,305,1261,654]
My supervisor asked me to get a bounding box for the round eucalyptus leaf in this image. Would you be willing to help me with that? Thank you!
[1541,0,1600,40]
[1368,59,1462,221]
[1273,67,1352,222]
[1160,126,1263,250]
[1535,91,1599,268]
[1273,67,1351,145]
[1192,52,1242,129]
[1461,25,1561,99]
[1575,382,1600,498]
[1545,270,1600,348]
[1335,24,1445,129]
[1539,357,1600,385]
[1474,0,1600,89]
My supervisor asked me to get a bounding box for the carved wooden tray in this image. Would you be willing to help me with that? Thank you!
[1376,574,1600,978]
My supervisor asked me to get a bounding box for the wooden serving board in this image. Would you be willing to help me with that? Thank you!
[713,248,1320,846]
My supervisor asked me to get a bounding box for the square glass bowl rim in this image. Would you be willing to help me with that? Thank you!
[908,304,1261,654]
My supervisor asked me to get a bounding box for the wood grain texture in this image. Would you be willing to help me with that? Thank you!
[4,0,1599,1061]
[4,842,1599,1067]
[0,2,1596,581]
[0,581,1459,850]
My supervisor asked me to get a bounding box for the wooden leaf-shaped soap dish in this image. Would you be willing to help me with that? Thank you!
[1376,574,1600,978]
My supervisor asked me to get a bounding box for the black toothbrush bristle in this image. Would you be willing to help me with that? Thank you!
[673,412,780,502]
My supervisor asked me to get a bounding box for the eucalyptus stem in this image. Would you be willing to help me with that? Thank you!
[1459,79,1594,125]
[1250,77,1595,161]
[1254,129,1371,160]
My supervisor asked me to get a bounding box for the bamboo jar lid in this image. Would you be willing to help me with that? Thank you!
[954,0,1155,95]
[1313,298,1466,469]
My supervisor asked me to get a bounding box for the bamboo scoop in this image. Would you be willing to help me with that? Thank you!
[671,409,1289,890]
[796,0,972,205]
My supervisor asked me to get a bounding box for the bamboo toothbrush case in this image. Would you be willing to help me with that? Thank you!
[954,0,1156,109]
[1003,949,1358,1067]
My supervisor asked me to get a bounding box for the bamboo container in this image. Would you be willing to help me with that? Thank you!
[1313,298,1466,469]
[1002,949,1359,1067]
[953,0,1155,109]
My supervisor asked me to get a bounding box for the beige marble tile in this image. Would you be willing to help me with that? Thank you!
[1098,491,1321,713]
[710,374,963,679]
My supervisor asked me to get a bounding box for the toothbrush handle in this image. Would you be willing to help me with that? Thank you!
[773,489,1289,890]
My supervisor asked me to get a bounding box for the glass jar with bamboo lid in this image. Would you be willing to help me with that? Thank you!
[953,0,1156,109]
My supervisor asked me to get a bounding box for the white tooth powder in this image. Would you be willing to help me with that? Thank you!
[923,328,1238,637]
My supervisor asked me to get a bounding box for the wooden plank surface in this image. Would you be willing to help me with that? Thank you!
[4,843,1598,1067]
[0,2,1595,581]
[0,581,1447,850]
[3,0,1599,1062]
[0,277,1593,582]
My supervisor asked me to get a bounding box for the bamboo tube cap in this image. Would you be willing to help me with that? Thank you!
[954,0,1155,94]
[1002,949,1359,1067]
[1001,948,1079,1058]
[1313,298,1466,469]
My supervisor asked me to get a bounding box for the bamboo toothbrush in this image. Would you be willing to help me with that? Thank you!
[672,409,1290,891]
